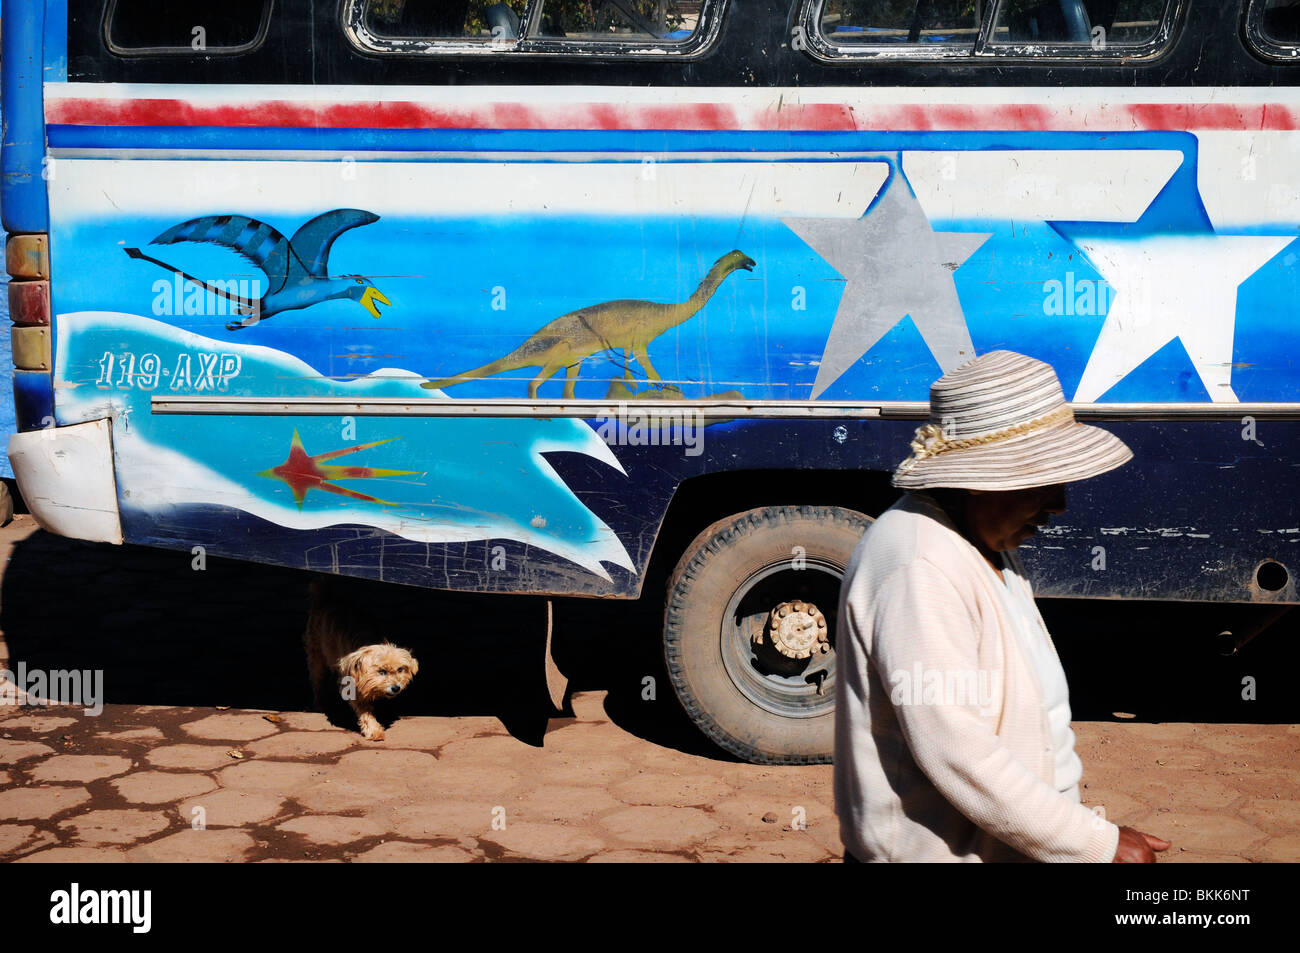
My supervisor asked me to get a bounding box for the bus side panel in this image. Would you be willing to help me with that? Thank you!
[42,84,1300,600]
[40,147,907,595]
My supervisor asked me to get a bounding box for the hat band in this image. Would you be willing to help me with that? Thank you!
[896,404,1075,475]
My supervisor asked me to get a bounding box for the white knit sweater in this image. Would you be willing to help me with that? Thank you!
[833,490,1120,863]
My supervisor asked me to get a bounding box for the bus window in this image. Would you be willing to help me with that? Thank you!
[1256,0,1300,45]
[346,0,718,52]
[988,0,1170,48]
[817,1,981,51]
[105,0,275,55]
[806,0,1173,58]
[362,0,528,41]
[528,0,701,42]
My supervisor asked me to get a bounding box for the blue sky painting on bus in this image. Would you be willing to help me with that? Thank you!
[49,134,1300,410]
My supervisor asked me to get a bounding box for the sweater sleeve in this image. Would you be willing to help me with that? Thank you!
[866,557,1120,863]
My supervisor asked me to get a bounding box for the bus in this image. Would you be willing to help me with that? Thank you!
[4,0,1299,764]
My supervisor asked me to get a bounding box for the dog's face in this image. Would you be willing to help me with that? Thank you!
[338,644,418,702]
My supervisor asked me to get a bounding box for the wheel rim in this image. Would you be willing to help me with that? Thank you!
[720,556,843,719]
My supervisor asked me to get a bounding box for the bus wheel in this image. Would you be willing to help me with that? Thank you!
[663,505,872,765]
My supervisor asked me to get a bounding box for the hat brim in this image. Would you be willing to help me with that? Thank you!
[891,419,1133,492]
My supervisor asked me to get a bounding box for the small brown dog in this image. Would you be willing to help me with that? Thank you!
[304,578,418,740]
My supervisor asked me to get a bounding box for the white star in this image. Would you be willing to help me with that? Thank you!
[785,176,990,399]
[1072,234,1294,402]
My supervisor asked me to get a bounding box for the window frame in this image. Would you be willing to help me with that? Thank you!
[102,0,277,57]
[1244,0,1300,61]
[801,0,988,62]
[341,0,728,59]
[797,0,1184,65]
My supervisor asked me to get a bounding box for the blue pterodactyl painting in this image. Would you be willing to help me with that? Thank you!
[124,209,390,331]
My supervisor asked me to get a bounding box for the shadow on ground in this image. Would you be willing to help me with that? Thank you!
[0,527,719,755]
[1042,597,1298,724]
[1,527,1294,759]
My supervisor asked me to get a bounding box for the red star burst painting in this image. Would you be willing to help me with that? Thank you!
[258,430,418,508]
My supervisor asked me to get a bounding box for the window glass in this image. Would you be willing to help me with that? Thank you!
[107,0,274,52]
[106,0,272,51]
[989,0,1168,47]
[528,0,702,42]
[1258,0,1300,45]
[361,0,528,40]
[818,1,981,49]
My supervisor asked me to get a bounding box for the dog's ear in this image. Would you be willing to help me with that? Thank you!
[337,648,370,679]
[406,654,419,677]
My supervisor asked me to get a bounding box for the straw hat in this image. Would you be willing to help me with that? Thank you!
[892,351,1132,491]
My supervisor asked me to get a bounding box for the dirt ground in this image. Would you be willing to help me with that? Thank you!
[1,514,1297,862]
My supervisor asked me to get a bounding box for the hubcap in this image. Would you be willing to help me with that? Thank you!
[721,559,842,719]
[760,600,830,660]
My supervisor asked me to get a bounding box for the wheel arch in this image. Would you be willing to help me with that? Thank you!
[638,467,899,602]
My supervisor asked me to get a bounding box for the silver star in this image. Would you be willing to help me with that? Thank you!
[785,172,991,398]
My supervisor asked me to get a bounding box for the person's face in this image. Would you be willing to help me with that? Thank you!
[965,484,1067,552]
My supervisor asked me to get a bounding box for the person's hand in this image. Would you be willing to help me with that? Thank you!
[1112,826,1171,862]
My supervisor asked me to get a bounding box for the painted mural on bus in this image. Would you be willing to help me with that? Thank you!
[30,81,1300,596]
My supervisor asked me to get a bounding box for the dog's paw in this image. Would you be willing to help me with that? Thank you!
[363,726,386,741]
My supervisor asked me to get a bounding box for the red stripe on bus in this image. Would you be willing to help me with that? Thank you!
[46,97,751,131]
[45,97,1300,132]
[1124,102,1300,130]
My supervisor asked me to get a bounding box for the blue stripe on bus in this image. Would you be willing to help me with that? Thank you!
[47,124,1199,158]
[2,0,51,232]
[44,0,68,84]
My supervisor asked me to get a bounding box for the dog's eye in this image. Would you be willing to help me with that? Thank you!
[377,668,388,676]
[398,666,407,674]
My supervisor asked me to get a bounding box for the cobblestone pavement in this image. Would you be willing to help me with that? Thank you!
[0,695,842,863]
[1,515,1297,862]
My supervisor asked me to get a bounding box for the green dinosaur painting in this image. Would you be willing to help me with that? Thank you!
[423,250,756,399]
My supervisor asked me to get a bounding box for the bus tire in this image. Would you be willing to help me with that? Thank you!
[663,504,872,765]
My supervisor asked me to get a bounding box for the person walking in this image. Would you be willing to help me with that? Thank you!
[835,350,1170,863]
